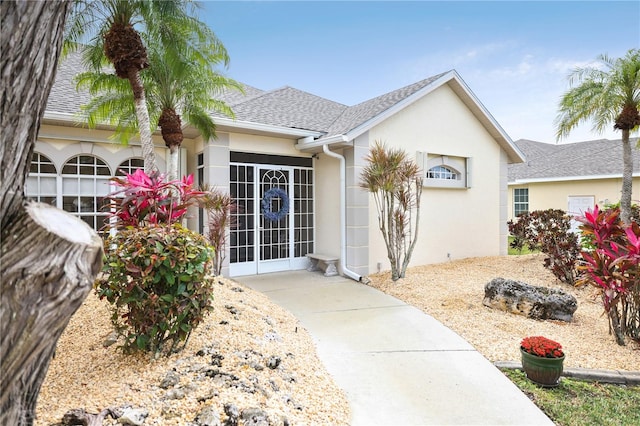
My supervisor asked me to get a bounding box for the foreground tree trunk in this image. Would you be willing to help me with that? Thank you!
[1,2,103,424]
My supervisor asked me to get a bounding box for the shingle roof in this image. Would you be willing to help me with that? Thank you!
[46,51,91,115]
[217,83,265,106]
[223,86,347,132]
[46,51,265,117]
[321,73,447,137]
[508,138,640,182]
[45,52,511,152]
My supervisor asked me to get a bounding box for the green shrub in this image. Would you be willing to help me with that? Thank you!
[508,209,581,284]
[96,224,214,354]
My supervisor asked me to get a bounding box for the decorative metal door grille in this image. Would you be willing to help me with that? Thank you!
[294,168,314,257]
[260,169,289,261]
[230,165,255,263]
[229,160,314,274]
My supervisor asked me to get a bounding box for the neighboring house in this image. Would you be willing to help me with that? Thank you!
[508,138,640,226]
[31,52,525,279]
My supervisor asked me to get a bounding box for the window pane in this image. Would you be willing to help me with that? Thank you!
[63,178,78,193]
[40,163,56,174]
[25,176,37,195]
[80,179,94,194]
[40,177,56,194]
[63,196,78,212]
[96,180,111,196]
[96,166,111,176]
[62,164,76,174]
[41,196,56,206]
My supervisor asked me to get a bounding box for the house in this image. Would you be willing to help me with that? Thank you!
[31,51,525,279]
[508,138,640,226]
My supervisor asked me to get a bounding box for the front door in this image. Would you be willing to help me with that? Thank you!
[229,161,314,276]
[257,167,292,273]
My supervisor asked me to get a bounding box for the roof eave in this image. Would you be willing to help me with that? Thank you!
[213,117,323,139]
[294,134,352,153]
[508,172,640,184]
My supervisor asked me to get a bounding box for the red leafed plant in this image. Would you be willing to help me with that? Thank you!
[521,336,564,358]
[577,205,640,346]
[107,169,204,228]
[96,169,215,354]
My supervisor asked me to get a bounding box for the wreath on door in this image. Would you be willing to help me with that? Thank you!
[261,187,290,222]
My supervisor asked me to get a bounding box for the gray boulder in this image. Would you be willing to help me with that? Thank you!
[483,277,577,322]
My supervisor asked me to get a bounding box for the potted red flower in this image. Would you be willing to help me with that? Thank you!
[520,336,565,387]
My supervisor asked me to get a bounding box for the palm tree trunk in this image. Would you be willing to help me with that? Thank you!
[127,69,157,174]
[168,146,179,181]
[620,129,633,225]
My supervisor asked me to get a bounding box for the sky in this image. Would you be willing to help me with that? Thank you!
[200,1,640,144]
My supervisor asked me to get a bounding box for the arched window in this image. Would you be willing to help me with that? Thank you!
[116,158,144,176]
[427,165,459,180]
[62,155,112,233]
[26,152,57,205]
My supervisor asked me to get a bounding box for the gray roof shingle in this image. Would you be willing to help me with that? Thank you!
[44,54,475,141]
[322,73,447,137]
[508,138,640,182]
[46,51,91,115]
[223,86,347,132]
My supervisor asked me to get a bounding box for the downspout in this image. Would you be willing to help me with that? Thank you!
[322,144,362,282]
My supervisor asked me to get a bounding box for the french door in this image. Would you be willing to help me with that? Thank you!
[229,163,314,276]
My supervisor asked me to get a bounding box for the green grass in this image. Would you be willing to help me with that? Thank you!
[502,369,640,426]
[508,236,539,255]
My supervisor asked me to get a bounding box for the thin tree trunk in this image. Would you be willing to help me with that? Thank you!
[127,69,158,174]
[168,145,179,181]
[620,129,633,225]
[609,305,626,346]
[1,3,103,424]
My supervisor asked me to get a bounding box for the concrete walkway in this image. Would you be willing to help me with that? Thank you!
[237,271,554,425]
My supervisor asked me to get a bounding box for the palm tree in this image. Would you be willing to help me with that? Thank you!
[555,49,640,224]
[65,0,201,174]
[74,5,241,180]
[143,25,240,180]
[359,141,423,281]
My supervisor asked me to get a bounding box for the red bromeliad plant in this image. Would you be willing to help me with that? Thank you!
[577,205,640,346]
[521,336,564,358]
[107,169,204,228]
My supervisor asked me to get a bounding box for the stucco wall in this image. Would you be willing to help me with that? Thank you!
[36,124,169,174]
[313,151,341,258]
[365,83,505,274]
[229,133,302,157]
[508,177,640,220]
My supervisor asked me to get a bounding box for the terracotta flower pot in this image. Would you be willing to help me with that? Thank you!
[520,348,565,387]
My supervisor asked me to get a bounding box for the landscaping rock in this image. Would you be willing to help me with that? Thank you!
[160,370,180,389]
[117,407,148,425]
[483,277,577,322]
[223,404,239,426]
[241,408,269,426]
[266,356,281,370]
[195,405,221,426]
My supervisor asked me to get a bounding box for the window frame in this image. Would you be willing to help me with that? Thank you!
[513,188,529,217]
[418,152,470,189]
